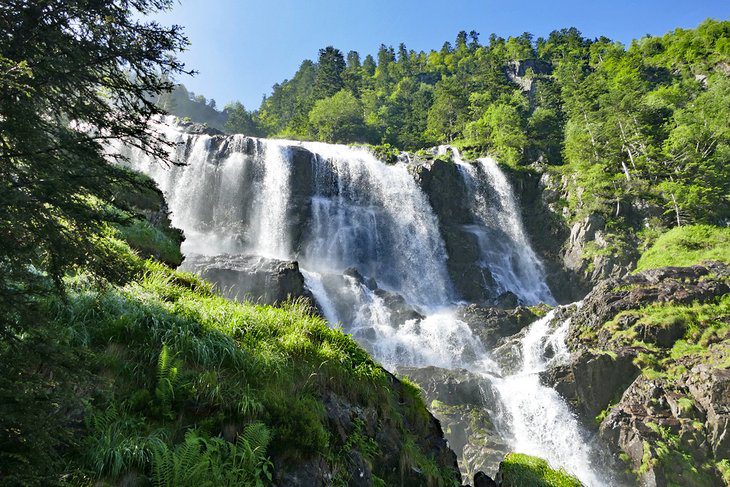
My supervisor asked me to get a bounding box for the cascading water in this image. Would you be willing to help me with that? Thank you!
[489,307,613,487]
[119,118,613,485]
[442,146,555,305]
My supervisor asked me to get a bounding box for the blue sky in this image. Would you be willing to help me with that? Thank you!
[151,0,729,109]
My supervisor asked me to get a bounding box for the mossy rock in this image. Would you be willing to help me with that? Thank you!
[497,453,583,487]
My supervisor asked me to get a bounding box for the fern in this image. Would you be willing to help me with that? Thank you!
[150,425,273,487]
[155,344,179,419]
[84,405,166,480]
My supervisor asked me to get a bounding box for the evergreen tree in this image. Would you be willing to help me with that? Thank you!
[313,46,346,99]
[0,0,188,333]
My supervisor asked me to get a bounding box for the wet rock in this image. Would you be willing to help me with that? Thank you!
[474,470,498,487]
[502,167,587,302]
[397,366,508,480]
[493,292,519,309]
[409,157,500,304]
[181,253,315,307]
[541,349,640,421]
[458,305,540,350]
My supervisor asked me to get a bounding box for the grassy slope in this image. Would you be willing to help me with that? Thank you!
[635,225,730,272]
[26,259,454,486]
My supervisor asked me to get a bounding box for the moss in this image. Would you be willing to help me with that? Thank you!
[498,453,582,487]
[635,225,730,271]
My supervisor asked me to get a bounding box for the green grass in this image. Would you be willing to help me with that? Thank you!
[116,218,183,267]
[498,453,583,487]
[635,225,730,271]
[8,257,457,485]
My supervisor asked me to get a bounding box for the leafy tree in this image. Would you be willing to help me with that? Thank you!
[308,90,367,143]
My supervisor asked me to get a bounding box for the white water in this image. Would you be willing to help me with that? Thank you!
[118,118,611,485]
[441,146,555,305]
[490,307,609,487]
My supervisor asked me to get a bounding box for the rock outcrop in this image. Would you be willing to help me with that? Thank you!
[397,366,508,480]
[274,372,462,486]
[410,156,499,304]
[542,262,730,485]
[181,253,315,307]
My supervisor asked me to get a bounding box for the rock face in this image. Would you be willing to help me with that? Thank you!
[410,157,498,304]
[273,372,461,486]
[181,253,315,307]
[546,262,730,486]
[397,366,509,481]
[503,167,588,302]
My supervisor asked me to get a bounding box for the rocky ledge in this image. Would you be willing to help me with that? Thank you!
[542,262,730,486]
[181,253,316,307]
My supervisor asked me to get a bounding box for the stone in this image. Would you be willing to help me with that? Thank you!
[473,470,497,487]
[397,366,508,480]
[181,253,315,307]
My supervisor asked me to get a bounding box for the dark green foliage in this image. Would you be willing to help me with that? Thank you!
[223,101,262,136]
[313,46,347,99]
[0,0,189,335]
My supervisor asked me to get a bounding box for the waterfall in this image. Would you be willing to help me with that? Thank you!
[445,147,555,305]
[298,141,453,308]
[489,306,613,487]
[118,118,611,485]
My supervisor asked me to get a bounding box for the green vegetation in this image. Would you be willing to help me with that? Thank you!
[600,294,729,377]
[3,252,459,485]
[168,20,729,272]
[498,453,583,487]
[635,225,730,271]
[640,422,718,486]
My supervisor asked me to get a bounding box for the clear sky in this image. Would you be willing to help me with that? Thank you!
[151,0,729,109]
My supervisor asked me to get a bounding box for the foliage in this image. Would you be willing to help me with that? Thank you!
[150,426,272,487]
[157,84,228,131]
[498,453,583,487]
[0,0,189,335]
[635,225,730,271]
[308,90,368,143]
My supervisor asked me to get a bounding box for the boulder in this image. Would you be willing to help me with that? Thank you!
[181,253,315,307]
[598,376,720,487]
[457,304,539,350]
[540,349,640,421]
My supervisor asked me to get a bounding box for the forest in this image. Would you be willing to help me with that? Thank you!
[1,0,729,486]
[166,20,729,236]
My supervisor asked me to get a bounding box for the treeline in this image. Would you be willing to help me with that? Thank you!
[158,84,262,135]
[175,19,729,229]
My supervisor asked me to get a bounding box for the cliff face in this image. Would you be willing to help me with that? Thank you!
[542,262,730,486]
